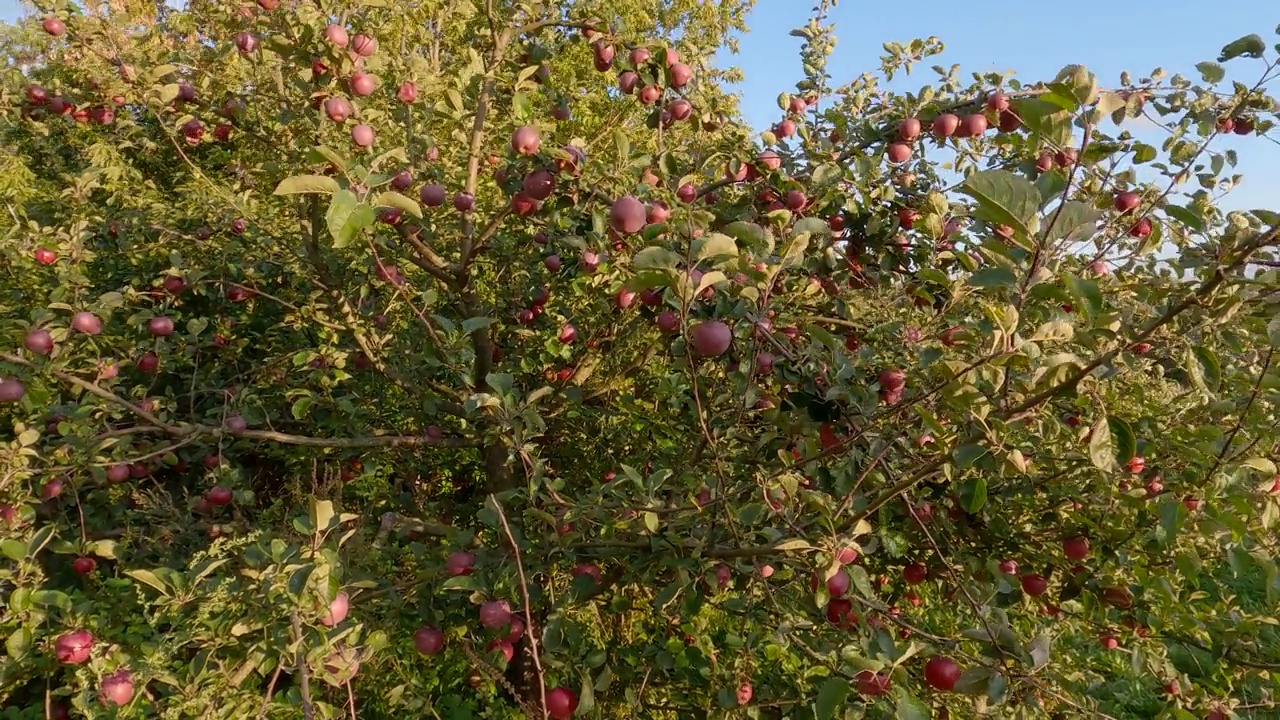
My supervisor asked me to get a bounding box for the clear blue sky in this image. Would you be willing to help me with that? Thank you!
[715,0,1280,212]
[1,0,1275,211]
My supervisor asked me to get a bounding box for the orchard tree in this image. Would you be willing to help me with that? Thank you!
[2,0,1280,718]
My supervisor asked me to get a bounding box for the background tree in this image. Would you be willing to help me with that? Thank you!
[1,0,1279,718]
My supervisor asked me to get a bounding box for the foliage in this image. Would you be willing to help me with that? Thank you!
[2,0,1280,718]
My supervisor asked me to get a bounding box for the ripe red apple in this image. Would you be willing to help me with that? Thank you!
[1114,191,1140,214]
[957,113,988,137]
[1101,634,1119,649]
[736,681,753,705]
[614,288,637,309]
[34,247,57,265]
[320,591,350,626]
[414,626,444,655]
[924,656,961,692]
[351,34,377,57]
[148,316,175,337]
[106,464,130,483]
[453,192,475,212]
[73,556,96,575]
[98,669,134,706]
[986,92,1010,112]
[617,70,640,94]
[397,82,417,103]
[41,477,64,500]
[903,563,928,585]
[1035,152,1054,173]
[825,598,857,627]
[206,486,233,506]
[669,62,692,88]
[897,117,922,142]
[669,98,692,121]
[1234,117,1254,135]
[71,312,102,335]
[558,324,577,344]
[547,686,578,719]
[544,255,562,271]
[1127,456,1145,474]
[1020,573,1048,596]
[610,195,646,234]
[931,113,959,138]
[25,329,54,356]
[785,189,807,210]
[856,670,891,697]
[479,600,512,629]
[2,378,28,404]
[573,562,602,583]
[234,32,257,54]
[522,169,555,201]
[689,320,731,357]
[592,41,615,71]
[1063,536,1089,560]
[998,559,1018,575]
[1055,147,1077,168]
[446,550,475,576]
[756,150,781,171]
[224,415,248,436]
[176,81,196,103]
[54,630,94,664]
[511,125,540,155]
[324,97,352,123]
[419,184,446,207]
[349,72,376,97]
[324,24,348,47]
[43,17,66,36]
[886,142,912,163]
[1129,217,1153,238]
[351,124,375,148]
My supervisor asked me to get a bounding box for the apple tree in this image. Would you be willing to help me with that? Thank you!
[2,0,1280,718]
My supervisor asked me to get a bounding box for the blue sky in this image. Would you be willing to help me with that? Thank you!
[715,0,1280,212]
[1,0,1275,211]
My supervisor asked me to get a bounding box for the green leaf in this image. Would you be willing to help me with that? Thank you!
[693,233,738,262]
[308,146,349,172]
[969,267,1017,289]
[814,677,849,720]
[953,444,988,469]
[613,128,630,163]
[1219,34,1266,62]
[1,539,25,562]
[894,690,930,720]
[440,575,482,592]
[1195,61,1226,83]
[1242,458,1277,474]
[1016,99,1073,148]
[1088,414,1117,472]
[1107,416,1137,464]
[5,628,31,660]
[1027,634,1051,669]
[961,477,988,513]
[30,589,71,610]
[811,163,842,186]
[644,512,659,533]
[273,175,340,196]
[780,232,810,270]
[126,569,171,595]
[633,247,681,270]
[1030,320,1073,343]
[959,170,1041,240]
[291,396,313,420]
[1045,201,1102,244]
[325,190,375,248]
[310,499,336,533]
[721,221,769,248]
[372,191,423,219]
[1064,274,1104,318]
[1188,346,1222,392]
[954,666,996,695]
[462,317,495,334]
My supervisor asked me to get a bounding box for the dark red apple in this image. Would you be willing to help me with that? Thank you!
[547,687,578,719]
[25,329,54,355]
[224,415,247,436]
[1063,536,1089,560]
[419,184,446,207]
[453,192,475,212]
[924,656,961,691]
[206,486,233,506]
[53,630,94,664]
[446,550,475,576]
[148,316,175,337]
[234,32,257,53]
[610,195,645,233]
[71,312,102,335]
[414,626,444,655]
[1114,191,1140,214]
[479,600,512,630]
[856,670,890,697]
[73,556,96,575]
[903,563,927,585]
[689,320,731,357]
[1020,573,1048,596]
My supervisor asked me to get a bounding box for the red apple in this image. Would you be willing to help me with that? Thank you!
[924,656,961,692]
[547,687,578,719]
[320,591,349,626]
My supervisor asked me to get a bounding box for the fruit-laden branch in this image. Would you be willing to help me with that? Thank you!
[844,223,1280,528]
[1,353,480,449]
